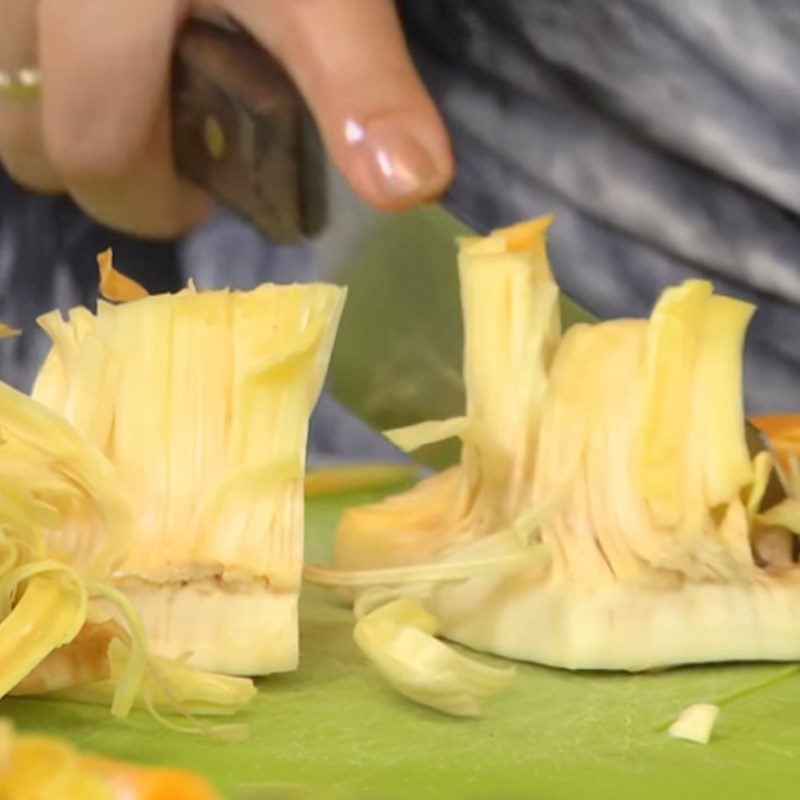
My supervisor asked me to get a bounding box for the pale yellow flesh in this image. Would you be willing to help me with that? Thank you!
[668,703,720,744]
[115,580,297,675]
[353,597,514,717]
[333,216,800,676]
[0,372,255,722]
[32,281,345,675]
[432,575,800,671]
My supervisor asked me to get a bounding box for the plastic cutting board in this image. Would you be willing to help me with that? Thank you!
[5,488,800,799]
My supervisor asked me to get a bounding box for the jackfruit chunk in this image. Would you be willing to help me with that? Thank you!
[33,280,345,675]
[333,216,800,673]
[334,218,560,572]
[0,388,255,725]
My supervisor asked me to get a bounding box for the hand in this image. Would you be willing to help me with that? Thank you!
[0,0,454,237]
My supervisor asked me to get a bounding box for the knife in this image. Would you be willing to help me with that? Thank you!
[171,19,784,503]
[172,20,594,467]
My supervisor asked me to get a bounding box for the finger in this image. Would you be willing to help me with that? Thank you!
[38,0,211,237]
[0,0,62,191]
[228,0,454,211]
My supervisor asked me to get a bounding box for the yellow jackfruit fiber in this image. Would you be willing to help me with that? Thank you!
[332,217,800,674]
[0,374,256,725]
[29,276,345,676]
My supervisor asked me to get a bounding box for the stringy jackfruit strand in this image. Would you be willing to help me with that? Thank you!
[353,584,435,619]
[144,698,249,742]
[0,558,85,601]
[142,674,249,742]
[0,575,86,699]
[0,380,133,581]
[141,651,256,715]
[383,417,471,453]
[304,463,420,498]
[309,530,546,718]
[354,597,514,717]
[87,582,149,718]
[304,539,548,588]
[49,632,256,721]
[51,673,255,719]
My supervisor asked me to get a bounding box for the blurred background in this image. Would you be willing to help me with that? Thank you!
[1,0,799,458]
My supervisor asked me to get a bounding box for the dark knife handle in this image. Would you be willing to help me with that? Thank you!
[172,19,326,242]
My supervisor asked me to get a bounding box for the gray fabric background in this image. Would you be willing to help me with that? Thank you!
[0,0,799,457]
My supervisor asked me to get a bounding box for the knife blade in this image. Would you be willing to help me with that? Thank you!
[312,173,784,493]
[312,171,595,469]
[170,18,784,498]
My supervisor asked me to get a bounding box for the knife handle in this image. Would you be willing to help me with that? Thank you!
[172,19,326,242]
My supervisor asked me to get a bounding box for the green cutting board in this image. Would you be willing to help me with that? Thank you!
[6,488,800,799]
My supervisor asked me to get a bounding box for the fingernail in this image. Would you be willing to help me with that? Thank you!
[344,116,450,207]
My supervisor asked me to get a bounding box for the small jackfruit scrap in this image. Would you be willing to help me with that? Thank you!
[326,215,800,689]
[31,268,345,676]
[353,597,514,717]
[0,324,21,339]
[0,719,222,799]
[304,462,421,498]
[97,249,148,302]
[668,703,720,744]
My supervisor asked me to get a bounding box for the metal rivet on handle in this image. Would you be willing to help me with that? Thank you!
[203,115,227,160]
[0,66,42,100]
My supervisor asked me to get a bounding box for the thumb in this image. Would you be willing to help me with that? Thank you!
[226,0,454,211]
